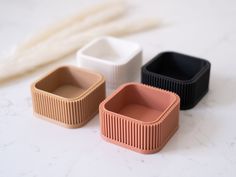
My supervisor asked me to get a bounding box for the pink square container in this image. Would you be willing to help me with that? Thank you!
[99,83,180,154]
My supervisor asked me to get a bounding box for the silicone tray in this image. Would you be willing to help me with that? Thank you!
[77,36,142,88]
[31,66,105,128]
[99,83,180,154]
[142,51,211,109]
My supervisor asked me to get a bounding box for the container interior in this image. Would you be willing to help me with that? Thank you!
[35,67,101,98]
[146,52,207,81]
[82,38,140,63]
[104,84,176,122]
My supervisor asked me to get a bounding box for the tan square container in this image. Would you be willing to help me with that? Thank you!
[31,66,105,128]
[99,83,180,154]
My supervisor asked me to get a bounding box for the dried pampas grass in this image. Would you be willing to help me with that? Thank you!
[0,0,158,82]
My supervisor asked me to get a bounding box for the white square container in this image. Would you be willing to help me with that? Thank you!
[76,36,142,88]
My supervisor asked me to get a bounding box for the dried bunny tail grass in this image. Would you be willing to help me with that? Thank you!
[15,0,126,53]
[0,17,158,82]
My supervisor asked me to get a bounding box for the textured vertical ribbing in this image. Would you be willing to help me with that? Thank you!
[100,110,159,152]
[141,71,194,109]
[99,99,179,154]
[109,52,142,88]
[78,50,142,89]
[32,81,105,128]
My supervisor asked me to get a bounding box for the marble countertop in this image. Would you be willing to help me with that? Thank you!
[0,0,236,177]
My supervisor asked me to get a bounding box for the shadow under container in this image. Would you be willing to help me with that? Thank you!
[99,83,180,154]
[142,51,211,110]
[31,66,105,128]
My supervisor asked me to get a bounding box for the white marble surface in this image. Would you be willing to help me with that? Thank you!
[1,0,236,177]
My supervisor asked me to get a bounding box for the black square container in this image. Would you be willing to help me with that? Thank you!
[141,51,211,110]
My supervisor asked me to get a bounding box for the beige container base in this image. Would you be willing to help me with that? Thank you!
[101,125,178,154]
[34,110,98,129]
